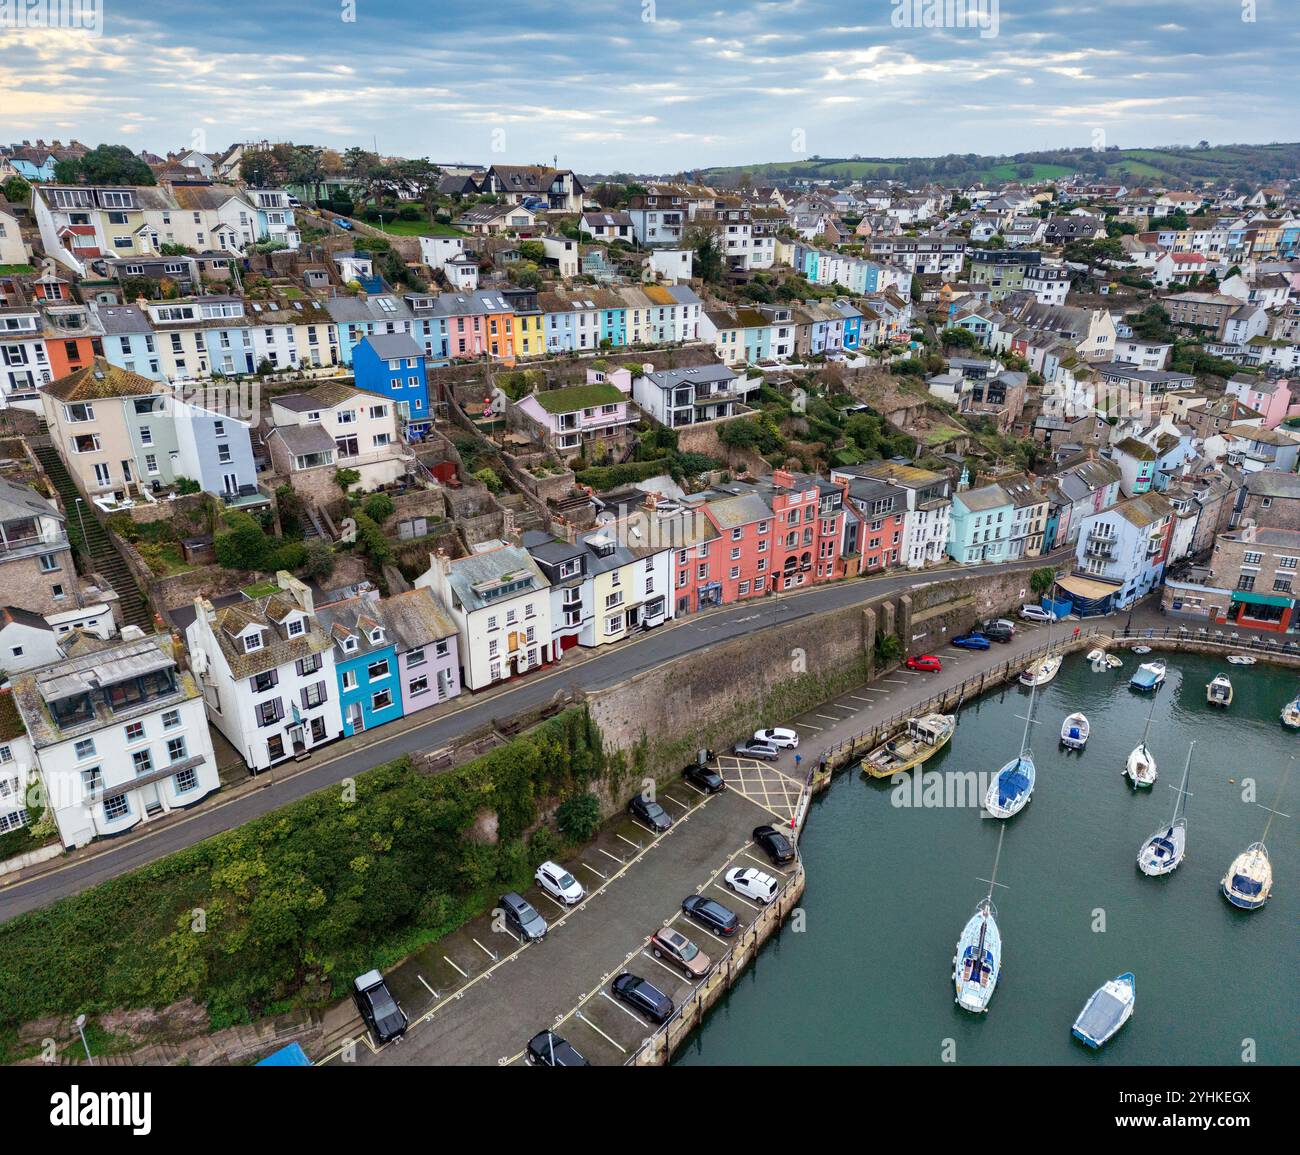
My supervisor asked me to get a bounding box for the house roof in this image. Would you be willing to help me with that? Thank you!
[443,545,548,614]
[42,357,157,402]
[1112,492,1172,529]
[0,476,61,524]
[361,332,424,361]
[1245,470,1300,500]
[706,491,774,529]
[956,483,1011,512]
[209,594,331,679]
[274,379,365,412]
[529,382,623,415]
[270,424,336,457]
[1114,437,1157,462]
[373,587,457,648]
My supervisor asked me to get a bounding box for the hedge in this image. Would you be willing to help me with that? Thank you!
[0,708,606,1046]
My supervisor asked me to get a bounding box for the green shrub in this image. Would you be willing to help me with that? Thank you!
[213,510,270,571]
[473,467,503,493]
[556,793,601,843]
[301,538,337,582]
[362,493,396,524]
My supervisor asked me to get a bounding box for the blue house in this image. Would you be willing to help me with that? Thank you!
[353,332,430,434]
[315,594,404,736]
[7,150,58,182]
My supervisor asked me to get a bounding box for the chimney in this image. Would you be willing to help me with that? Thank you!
[194,595,216,624]
[432,549,452,576]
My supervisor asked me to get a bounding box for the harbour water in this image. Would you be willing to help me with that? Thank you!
[675,650,1298,1065]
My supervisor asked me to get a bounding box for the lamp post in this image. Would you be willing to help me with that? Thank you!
[74,1014,93,1065]
[73,498,87,552]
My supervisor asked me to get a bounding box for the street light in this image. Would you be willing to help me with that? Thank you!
[74,1013,93,1065]
[73,498,87,551]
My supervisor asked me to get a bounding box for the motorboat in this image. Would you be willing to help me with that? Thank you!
[1129,660,1166,691]
[861,713,955,779]
[1206,674,1233,707]
[1019,654,1062,687]
[1280,697,1300,729]
[1137,743,1192,877]
[1060,712,1090,750]
[1071,973,1136,1049]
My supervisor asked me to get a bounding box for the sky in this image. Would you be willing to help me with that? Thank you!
[1,0,1297,173]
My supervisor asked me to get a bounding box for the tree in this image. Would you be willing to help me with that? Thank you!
[473,467,503,493]
[300,538,336,582]
[685,225,724,284]
[213,510,270,571]
[239,148,280,189]
[874,633,903,665]
[334,467,361,493]
[1030,567,1057,599]
[556,793,601,843]
[1,176,30,205]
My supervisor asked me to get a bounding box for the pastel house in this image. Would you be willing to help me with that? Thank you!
[352,332,431,434]
[375,587,462,713]
[314,593,404,736]
[516,380,634,460]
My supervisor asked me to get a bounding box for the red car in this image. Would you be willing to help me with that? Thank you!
[905,654,942,673]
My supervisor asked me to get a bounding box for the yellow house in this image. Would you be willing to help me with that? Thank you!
[512,307,545,360]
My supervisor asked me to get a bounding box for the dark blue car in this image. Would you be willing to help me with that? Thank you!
[951,632,992,651]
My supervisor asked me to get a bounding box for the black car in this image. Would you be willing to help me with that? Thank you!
[499,891,548,941]
[526,1030,590,1066]
[752,824,796,865]
[628,793,673,832]
[353,970,408,1044]
[611,973,674,1024]
[980,622,1015,643]
[681,894,740,937]
[683,763,726,793]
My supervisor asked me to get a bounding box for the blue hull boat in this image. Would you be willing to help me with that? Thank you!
[1129,660,1166,690]
[1072,972,1135,1049]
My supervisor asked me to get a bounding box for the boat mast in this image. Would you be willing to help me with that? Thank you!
[1256,760,1293,845]
[972,824,1007,973]
[1171,741,1194,824]
[1138,682,1158,750]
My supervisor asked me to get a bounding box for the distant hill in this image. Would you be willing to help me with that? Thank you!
[694,143,1300,190]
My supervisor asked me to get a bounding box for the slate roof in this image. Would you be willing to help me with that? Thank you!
[210,594,331,679]
[361,332,424,361]
[443,545,548,614]
[373,587,457,649]
[0,476,62,524]
[957,483,1011,513]
[1245,470,1300,500]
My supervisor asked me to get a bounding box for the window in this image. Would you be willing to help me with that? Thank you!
[218,444,232,463]
[341,668,357,692]
[1243,551,1263,566]
[409,674,430,697]
[1280,556,1298,570]
[253,669,277,693]
[0,746,9,764]
[372,689,393,711]
[104,794,130,821]
[162,710,181,729]
[166,737,187,763]
[174,768,198,794]
[435,640,449,658]
[74,738,96,761]
[287,618,304,637]
[1236,575,1256,592]
[244,631,263,653]
[125,721,145,743]
[132,749,153,775]
[296,654,322,676]
[82,766,102,794]
[266,735,285,761]
[301,682,327,709]
[1273,577,1292,593]
[367,659,389,680]
[257,699,283,727]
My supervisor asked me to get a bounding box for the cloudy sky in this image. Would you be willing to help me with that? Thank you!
[1,0,1295,172]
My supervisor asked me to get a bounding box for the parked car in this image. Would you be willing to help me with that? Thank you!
[734,738,780,760]
[353,970,408,1044]
[905,654,942,673]
[980,622,1015,643]
[725,867,779,905]
[1019,604,1056,623]
[499,891,548,941]
[681,894,740,937]
[951,632,992,651]
[754,727,799,749]
[534,860,584,905]
[983,618,1017,636]
[650,927,711,978]
[335,218,353,230]
[526,1029,589,1066]
[611,973,674,1024]
[628,793,673,832]
[752,824,796,865]
[683,763,726,793]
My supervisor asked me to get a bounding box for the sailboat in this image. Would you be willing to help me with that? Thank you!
[1137,742,1193,876]
[953,826,1006,1014]
[1125,689,1159,789]
[1280,697,1300,729]
[1072,973,1136,1049]
[986,661,1040,818]
[1221,764,1290,910]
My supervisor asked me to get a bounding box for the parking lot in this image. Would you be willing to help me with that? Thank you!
[321,772,801,1066]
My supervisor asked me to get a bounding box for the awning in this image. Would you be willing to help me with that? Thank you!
[1231,591,1293,607]
[1056,573,1122,601]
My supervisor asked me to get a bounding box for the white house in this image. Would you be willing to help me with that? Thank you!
[12,633,219,848]
[0,607,64,673]
[418,235,478,292]
[187,575,343,772]
[0,700,36,838]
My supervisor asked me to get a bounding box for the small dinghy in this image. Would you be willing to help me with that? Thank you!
[1132,645,1152,654]
[1086,648,1105,663]
[1138,743,1193,877]
[1226,654,1257,666]
[1280,697,1300,729]
[1060,712,1090,750]
[1072,973,1136,1049]
[1019,653,1062,686]
[1125,692,1160,789]
[1206,674,1233,707]
[1129,660,1165,690]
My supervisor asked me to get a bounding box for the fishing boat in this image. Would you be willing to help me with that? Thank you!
[1060,712,1090,750]
[861,713,956,779]
[1129,659,1166,691]
[1206,674,1233,707]
[1125,691,1160,789]
[1071,973,1136,1049]
[1280,697,1300,729]
[1226,654,1257,666]
[1221,764,1288,910]
[953,826,1005,1014]
[1137,742,1193,877]
[1019,653,1062,686]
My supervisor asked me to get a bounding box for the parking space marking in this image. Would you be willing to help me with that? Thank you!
[814,713,841,722]
[418,975,439,999]
[664,794,690,809]
[575,1010,626,1053]
[793,721,823,731]
[581,861,607,879]
[641,950,687,981]
[829,702,857,712]
[849,694,876,702]
[628,824,657,839]
[473,938,498,961]
[444,956,468,978]
[617,833,642,848]
[601,989,648,1025]
[883,677,909,685]
[744,851,782,871]
[710,883,762,912]
[538,893,568,913]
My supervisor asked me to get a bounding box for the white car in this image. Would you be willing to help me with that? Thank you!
[724,867,779,905]
[534,860,585,905]
[754,727,799,749]
[1019,604,1056,623]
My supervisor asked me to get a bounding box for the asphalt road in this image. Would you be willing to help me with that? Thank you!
[0,553,1064,922]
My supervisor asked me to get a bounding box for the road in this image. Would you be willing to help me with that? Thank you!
[0,553,1064,922]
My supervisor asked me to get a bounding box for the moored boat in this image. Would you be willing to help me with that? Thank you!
[1125,691,1160,789]
[1226,654,1257,666]
[1280,697,1300,729]
[1019,653,1062,686]
[1071,972,1136,1049]
[953,898,1002,1013]
[1221,843,1272,909]
[861,713,955,779]
[1137,742,1193,877]
[985,752,1036,817]
[1129,660,1166,690]
[1206,674,1233,708]
[1060,712,1090,750]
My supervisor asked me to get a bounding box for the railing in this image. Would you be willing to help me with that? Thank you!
[1109,623,1300,657]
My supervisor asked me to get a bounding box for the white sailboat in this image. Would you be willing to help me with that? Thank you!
[1072,973,1136,1049]
[1280,697,1300,729]
[1221,764,1290,911]
[1125,689,1159,789]
[1019,653,1062,686]
[1137,742,1193,877]
[953,826,1005,1014]
[986,661,1040,818]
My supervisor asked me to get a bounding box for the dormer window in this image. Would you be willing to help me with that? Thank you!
[369,628,384,644]
[341,636,358,653]
[244,631,264,653]
[287,618,304,638]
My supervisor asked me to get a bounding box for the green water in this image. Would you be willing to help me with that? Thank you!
[676,651,1299,1066]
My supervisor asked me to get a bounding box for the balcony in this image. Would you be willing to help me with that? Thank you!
[0,524,66,561]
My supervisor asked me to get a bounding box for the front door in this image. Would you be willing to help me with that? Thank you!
[346,703,365,733]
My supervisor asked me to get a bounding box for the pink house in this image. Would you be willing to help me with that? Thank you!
[1226,373,1293,429]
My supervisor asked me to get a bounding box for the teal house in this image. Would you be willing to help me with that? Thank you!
[315,593,404,736]
[947,478,1014,564]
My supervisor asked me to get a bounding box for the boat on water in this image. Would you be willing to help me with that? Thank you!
[953,825,1006,1014]
[1132,645,1152,654]
[1280,697,1300,729]
[1019,653,1062,686]
[1226,654,1257,666]
[1137,742,1193,877]
[1071,973,1136,1049]
[1206,674,1233,708]
[1086,649,1123,672]
[986,753,1035,818]
[861,713,956,779]
[1129,660,1166,691]
[1221,843,1273,909]
[1125,690,1160,789]
[1060,712,1090,750]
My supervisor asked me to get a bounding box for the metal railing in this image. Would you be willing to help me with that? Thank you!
[1109,623,1300,656]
